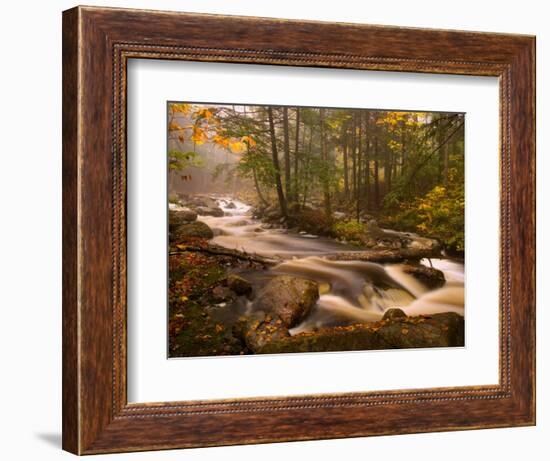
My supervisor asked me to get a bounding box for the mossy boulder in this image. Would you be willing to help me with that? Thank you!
[377,312,464,349]
[254,275,319,328]
[169,209,197,233]
[236,311,290,352]
[171,221,214,241]
[291,208,333,235]
[227,274,252,296]
[188,195,218,208]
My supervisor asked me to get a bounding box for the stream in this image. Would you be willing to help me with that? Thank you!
[194,196,465,334]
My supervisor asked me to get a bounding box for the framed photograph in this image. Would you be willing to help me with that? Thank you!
[62,6,535,455]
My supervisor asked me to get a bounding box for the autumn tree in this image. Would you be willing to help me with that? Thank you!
[267,107,288,217]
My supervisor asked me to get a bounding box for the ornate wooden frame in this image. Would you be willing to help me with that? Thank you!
[62,5,536,455]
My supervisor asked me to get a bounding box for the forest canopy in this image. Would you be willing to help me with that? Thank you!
[168,102,465,253]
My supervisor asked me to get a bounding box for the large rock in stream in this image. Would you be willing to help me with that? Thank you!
[401,264,445,289]
[169,209,197,233]
[253,275,319,328]
[171,220,214,241]
[195,206,224,217]
[187,195,218,208]
[239,309,464,354]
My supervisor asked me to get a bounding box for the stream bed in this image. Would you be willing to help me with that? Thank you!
[184,196,464,335]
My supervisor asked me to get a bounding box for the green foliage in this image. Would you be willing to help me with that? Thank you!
[237,149,276,186]
[168,150,203,171]
[388,183,465,252]
[332,220,367,246]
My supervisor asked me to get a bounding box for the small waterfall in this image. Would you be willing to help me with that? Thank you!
[397,285,464,317]
[289,295,383,335]
[384,265,429,298]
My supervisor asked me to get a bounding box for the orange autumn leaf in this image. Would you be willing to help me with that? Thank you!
[170,103,191,115]
[169,121,183,132]
[191,126,207,145]
[212,134,230,148]
[195,107,214,120]
[241,135,256,147]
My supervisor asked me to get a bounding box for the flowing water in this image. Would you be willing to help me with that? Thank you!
[180,196,465,334]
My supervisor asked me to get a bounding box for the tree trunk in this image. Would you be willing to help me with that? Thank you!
[293,108,300,203]
[267,107,287,217]
[252,166,268,207]
[343,128,350,200]
[374,136,380,210]
[392,152,397,185]
[354,113,362,221]
[385,143,392,193]
[437,122,444,182]
[302,124,313,208]
[399,129,407,176]
[319,108,332,220]
[351,114,357,199]
[436,118,451,185]
[357,111,363,203]
[282,107,291,202]
[363,113,370,211]
[443,141,449,185]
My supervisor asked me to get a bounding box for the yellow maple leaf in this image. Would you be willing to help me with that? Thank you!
[191,126,207,145]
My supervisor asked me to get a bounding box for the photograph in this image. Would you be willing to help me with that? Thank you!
[167,102,465,358]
